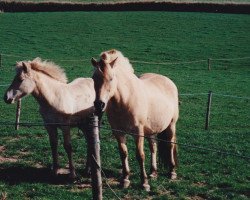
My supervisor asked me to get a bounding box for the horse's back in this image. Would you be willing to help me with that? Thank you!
[139,73,179,133]
[139,73,178,101]
[69,78,94,90]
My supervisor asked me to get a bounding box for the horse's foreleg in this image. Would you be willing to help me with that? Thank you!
[115,134,130,188]
[147,137,158,178]
[166,122,178,180]
[46,126,59,176]
[62,127,76,180]
[135,130,150,191]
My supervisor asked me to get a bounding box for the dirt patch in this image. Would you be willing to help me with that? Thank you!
[187,196,206,200]
[0,146,18,163]
[0,156,18,163]
[192,181,207,187]
[0,146,6,152]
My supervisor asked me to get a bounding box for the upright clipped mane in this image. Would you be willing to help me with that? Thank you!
[102,49,134,74]
[29,58,68,83]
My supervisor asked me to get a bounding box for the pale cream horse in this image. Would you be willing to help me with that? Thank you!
[4,58,95,180]
[91,49,179,191]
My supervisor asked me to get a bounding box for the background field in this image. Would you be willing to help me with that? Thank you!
[0,11,250,199]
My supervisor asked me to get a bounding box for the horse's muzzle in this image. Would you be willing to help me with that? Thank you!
[3,92,13,104]
[94,100,105,114]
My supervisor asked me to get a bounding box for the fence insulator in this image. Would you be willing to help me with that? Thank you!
[15,99,22,130]
[87,115,102,200]
[205,91,212,130]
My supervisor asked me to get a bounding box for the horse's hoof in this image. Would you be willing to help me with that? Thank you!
[142,183,151,192]
[121,179,130,188]
[149,172,158,179]
[169,172,177,180]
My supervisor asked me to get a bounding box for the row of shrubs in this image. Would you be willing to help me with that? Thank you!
[0,1,249,13]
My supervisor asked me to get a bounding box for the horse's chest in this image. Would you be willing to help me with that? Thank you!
[107,108,136,131]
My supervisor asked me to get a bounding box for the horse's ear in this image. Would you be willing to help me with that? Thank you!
[101,52,110,64]
[110,57,118,68]
[22,62,30,73]
[91,58,99,68]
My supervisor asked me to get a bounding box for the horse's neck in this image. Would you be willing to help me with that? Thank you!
[32,72,67,111]
[113,70,140,106]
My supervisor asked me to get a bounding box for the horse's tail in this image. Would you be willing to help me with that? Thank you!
[157,130,178,170]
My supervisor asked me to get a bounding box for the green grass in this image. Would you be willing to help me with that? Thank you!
[0,11,250,199]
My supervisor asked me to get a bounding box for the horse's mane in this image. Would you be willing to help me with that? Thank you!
[17,58,68,83]
[101,49,134,74]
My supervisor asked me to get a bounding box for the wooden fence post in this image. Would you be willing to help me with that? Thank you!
[205,91,212,130]
[15,98,22,130]
[208,58,211,70]
[87,114,102,200]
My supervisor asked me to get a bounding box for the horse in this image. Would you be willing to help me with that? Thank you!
[91,49,179,191]
[3,58,95,180]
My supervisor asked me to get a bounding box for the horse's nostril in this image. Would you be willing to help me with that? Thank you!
[100,102,105,110]
[3,94,11,104]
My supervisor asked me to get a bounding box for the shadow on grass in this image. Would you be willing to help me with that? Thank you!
[0,165,70,185]
[0,163,119,186]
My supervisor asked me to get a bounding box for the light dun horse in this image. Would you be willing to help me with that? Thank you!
[4,58,95,180]
[91,49,179,191]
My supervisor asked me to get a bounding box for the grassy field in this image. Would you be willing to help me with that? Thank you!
[0,11,250,199]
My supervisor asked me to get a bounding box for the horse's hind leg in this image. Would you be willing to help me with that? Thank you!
[62,127,76,180]
[166,122,178,180]
[114,133,130,189]
[46,125,59,176]
[147,136,157,178]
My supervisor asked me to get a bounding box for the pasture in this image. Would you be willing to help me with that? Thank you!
[0,11,250,199]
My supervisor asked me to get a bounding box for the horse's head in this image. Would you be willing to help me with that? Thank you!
[91,51,118,114]
[4,61,36,104]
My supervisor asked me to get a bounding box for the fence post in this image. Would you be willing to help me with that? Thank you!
[205,91,212,130]
[208,58,211,70]
[87,114,102,200]
[15,98,22,130]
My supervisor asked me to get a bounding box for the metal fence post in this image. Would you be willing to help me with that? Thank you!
[87,114,102,200]
[15,98,22,130]
[205,91,212,130]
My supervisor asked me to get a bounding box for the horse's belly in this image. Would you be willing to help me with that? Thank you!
[144,103,175,134]
[144,115,172,135]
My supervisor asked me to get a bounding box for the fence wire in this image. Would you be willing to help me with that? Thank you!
[0,120,249,160]
[1,52,250,65]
